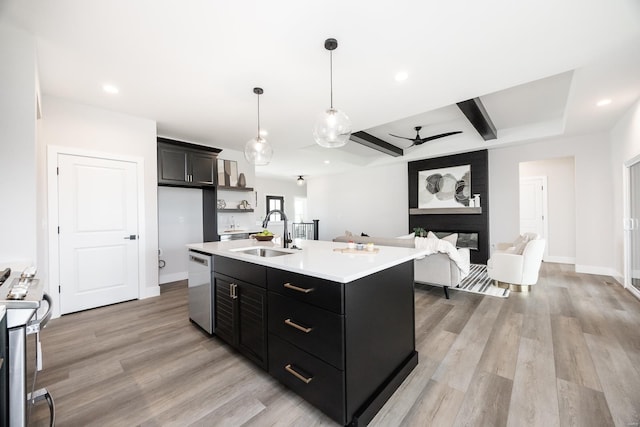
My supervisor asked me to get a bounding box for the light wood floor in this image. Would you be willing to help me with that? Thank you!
[31,263,640,426]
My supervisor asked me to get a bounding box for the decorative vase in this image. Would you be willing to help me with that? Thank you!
[238,173,246,188]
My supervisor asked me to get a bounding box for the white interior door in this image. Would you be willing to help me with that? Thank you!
[520,176,548,259]
[58,154,139,314]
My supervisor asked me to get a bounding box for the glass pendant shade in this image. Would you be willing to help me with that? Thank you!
[297,175,305,186]
[244,87,273,165]
[244,136,273,166]
[313,108,351,148]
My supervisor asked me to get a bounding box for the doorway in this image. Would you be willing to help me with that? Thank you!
[519,157,576,264]
[49,149,143,316]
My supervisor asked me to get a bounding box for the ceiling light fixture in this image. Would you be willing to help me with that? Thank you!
[297,175,305,186]
[102,84,119,94]
[313,38,351,148]
[596,98,612,107]
[244,87,273,166]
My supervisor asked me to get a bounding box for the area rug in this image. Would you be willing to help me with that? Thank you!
[456,264,510,298]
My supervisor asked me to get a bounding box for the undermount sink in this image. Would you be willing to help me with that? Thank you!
[232,247,292,258]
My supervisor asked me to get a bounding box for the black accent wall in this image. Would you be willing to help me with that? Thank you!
[408,150,490,264]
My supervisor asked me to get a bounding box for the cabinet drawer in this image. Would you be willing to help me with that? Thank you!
[267,268,343,313]
[268,292,344,369]
[215,256,266,287]
[269,333,345,425]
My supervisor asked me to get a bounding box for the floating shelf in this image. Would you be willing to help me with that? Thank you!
[218,208,254,213]
[409,207,482,215]
[218,186,254,192]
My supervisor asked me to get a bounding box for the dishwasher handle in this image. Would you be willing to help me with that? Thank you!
[189,255,209,267]
[26,293,53,335]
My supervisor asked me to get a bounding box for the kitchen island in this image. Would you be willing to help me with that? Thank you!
[186,239,428,426]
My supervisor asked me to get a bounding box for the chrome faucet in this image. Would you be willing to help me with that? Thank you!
[262,209,290,248]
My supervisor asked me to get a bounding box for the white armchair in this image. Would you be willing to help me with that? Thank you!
[487,235,545,292]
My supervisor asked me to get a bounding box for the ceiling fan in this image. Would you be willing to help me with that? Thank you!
[389,126,462,147]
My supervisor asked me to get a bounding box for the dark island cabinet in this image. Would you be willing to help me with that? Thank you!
[266,261,417,426]
[213,256,267,369]
[157,137,221,187]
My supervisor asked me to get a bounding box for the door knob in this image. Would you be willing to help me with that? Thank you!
[124,235,137,240]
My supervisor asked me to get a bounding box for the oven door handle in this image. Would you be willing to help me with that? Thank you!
[26,293,53,335]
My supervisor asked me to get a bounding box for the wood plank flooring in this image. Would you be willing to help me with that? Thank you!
[30,263,640,426]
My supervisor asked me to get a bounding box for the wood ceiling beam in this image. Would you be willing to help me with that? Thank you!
[350,131,404,157]
[456,98,498,141]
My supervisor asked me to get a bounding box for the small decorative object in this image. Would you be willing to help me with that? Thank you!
[366,243,375,252]
[238,173,246,188]
[356,243,364,251]
[253,235,274,241]
[217,199,226,209]
[238,200,250,209]
[474,194,481,208]
[347,241,356,249]
[413,227,427,237]
[222,160,238,186]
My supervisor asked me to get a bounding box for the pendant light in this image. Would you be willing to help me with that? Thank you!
[244,87,273,165]
[313,38,352,148]
[296,175,305,186]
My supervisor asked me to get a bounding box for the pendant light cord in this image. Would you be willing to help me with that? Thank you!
[329,50,334,109]
[256,92,261,139]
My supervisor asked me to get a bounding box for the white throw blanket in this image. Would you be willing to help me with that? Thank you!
[414,237,470,276]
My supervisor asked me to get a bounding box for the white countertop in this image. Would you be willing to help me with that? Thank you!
[186,239,428,283]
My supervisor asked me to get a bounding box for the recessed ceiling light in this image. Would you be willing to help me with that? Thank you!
[102,84,119,94]
[395,72,408,82]
[324,160,330,164]
[596,98,612,107]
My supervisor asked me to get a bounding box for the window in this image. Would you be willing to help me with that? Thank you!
[266,195,284,221]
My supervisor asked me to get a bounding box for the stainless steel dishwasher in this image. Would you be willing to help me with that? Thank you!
[188,251,213,334]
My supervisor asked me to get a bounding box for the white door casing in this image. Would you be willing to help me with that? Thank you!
[519,176,549,260]
[57,153,139,314]
[624,155,640,299]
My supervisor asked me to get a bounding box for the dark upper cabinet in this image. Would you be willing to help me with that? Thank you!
[157,137,221,188]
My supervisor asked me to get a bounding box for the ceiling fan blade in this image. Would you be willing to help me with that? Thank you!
[389,133,416,141]
[414,131,463,145]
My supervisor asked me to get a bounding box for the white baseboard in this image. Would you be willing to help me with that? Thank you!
[140,286,161,299]
[574,264,618,277]
[159,271,188,285]
[544,256,575,264]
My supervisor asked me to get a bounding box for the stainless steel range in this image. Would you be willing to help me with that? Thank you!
[0,266,55,426]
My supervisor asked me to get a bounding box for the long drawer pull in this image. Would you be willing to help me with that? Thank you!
[284,318,313,333]
[285,364,313,384]
[283,282,314,294]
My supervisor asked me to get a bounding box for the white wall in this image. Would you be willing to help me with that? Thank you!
[610,99,640,285]
[41,96,159,298]
[489,133,615,276]
[519,156,576,263]
[158,187,202,284]
[307,162,409,241]
[0,23,38,265]
[254,176,307,238]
